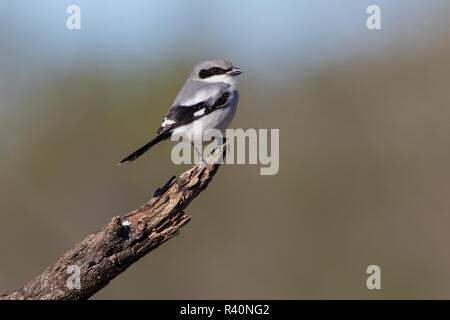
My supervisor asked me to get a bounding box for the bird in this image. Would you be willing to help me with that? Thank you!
[119,59,242,165]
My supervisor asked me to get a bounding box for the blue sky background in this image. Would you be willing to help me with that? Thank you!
[1,0,448,75]
[1,1,449,116]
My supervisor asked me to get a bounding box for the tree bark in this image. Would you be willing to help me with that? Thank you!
[0,143,228,300]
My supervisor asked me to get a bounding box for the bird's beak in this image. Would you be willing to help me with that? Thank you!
[228,67,243,76]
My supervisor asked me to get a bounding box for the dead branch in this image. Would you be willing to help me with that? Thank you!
[0,143,228,300]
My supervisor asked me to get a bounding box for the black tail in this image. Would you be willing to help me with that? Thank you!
[119,131,171,165]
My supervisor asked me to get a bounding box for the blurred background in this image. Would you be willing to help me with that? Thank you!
[1,0,450,299]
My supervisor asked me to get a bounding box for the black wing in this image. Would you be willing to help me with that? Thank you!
[119,88,231,164]
[156,91,230,135]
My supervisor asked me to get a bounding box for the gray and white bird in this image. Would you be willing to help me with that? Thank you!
[119,59,242,164]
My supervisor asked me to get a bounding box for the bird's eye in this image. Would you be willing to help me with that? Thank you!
[199,67,225,79]
[199,69,209,78]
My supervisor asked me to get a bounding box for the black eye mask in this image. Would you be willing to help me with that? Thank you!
[199,67,232,79]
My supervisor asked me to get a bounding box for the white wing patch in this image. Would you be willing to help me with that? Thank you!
[193,108,205,117]
[161,118,176,127]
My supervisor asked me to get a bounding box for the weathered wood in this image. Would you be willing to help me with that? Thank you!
[0,142,228,300]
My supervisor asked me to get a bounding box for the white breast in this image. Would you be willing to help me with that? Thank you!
[172,104,237,145]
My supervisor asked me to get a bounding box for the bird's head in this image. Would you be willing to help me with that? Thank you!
[191,59,243,85]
